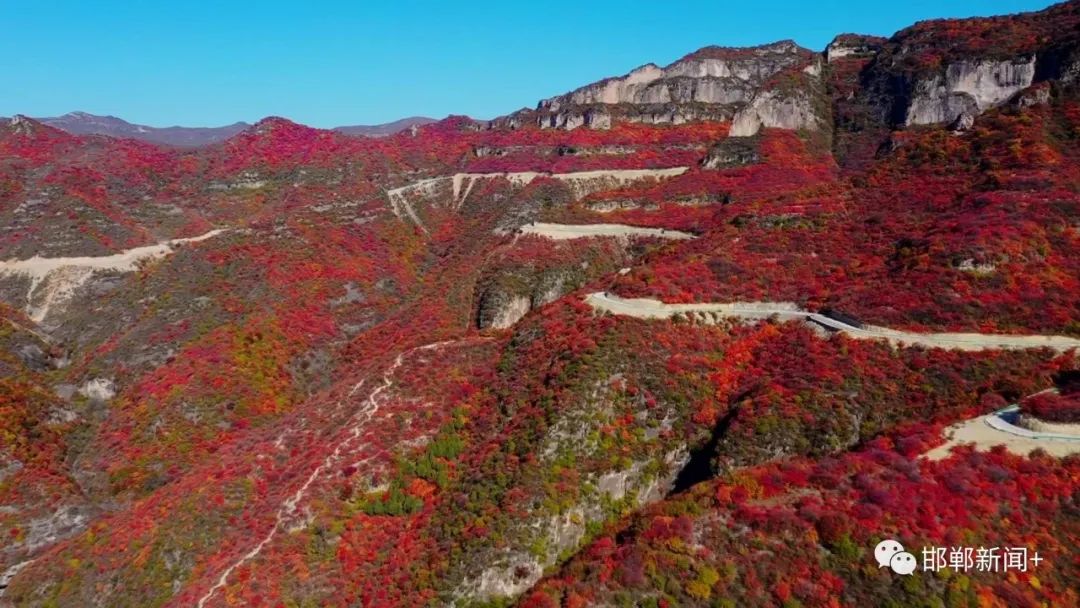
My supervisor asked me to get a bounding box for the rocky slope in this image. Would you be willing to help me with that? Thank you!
[503,41,821,132]
[858,0,1080,128]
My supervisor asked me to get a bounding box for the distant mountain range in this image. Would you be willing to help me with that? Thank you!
[32,111,437,147]
[332,116,438,137]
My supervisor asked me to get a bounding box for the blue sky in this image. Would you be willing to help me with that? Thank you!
[0,0,1056,128]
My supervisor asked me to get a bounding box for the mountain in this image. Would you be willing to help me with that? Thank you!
[500,40,820,131]
[1,2,1079,607]
[37,112,251,147]
[333,116,438,137]
[36,112,437,146]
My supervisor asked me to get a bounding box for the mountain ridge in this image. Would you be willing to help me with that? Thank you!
[35,111,438,147]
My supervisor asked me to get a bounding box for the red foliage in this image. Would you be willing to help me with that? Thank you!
[1021,391,1080,423]
[530,428,1080,607]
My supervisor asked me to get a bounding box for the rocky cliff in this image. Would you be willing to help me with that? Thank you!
[728,60,828,137]
[492,1,1080,141]
[505,41,817,130]
[859,1,1080,127]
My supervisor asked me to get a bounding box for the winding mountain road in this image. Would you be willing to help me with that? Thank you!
[520,222,695,241]
[925,404,1080,460]
[0,229,227,323]
[585,292,1080,352]
[385,167,690,230]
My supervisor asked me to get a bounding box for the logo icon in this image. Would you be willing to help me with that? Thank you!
[874,539,918,575]
[890,551,917,575]
[874,539,904,568]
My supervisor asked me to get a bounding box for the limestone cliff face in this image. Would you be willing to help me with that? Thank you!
[904,57,1036,125]
[521,41,815,130]
[701,137,760,170]
[451,373,689,604]
[825,34,885,63]
[730,85,821,136]
[728,59,828,137]
[476,291,532,330]
[856,2,1080,129]
[476,264,609,330]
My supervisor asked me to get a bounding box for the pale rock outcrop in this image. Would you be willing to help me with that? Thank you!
[540,52,782,108]
[7,504,92,553]
[956,258,996,274]
[729,88,822,137]
[531,41,812,130]
[486,294,531,330]
[950,111,975,132]
[0,459,23,483]
[701,138,760,169]
[825,35,885,63]
[1012,83,1051,109]
[585,199,650,213]
[477,269,580,331]
[7,115,37,136]
[78,378,116,402]
[539,107,612,130]
[905,57,1036,125]
[456,447,687,603]
[450,369,692,604]
[826,45,858,62]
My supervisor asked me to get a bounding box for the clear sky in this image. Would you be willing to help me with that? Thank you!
[0,0,1057,128]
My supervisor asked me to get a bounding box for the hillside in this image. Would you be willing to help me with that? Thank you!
[0,2,1079,607]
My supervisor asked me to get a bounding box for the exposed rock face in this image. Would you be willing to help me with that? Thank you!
[905,57,1036,125]
[730,87,822,136]
[701,137,760,169]
[458,449,687,602]
[825,34,885,63]
[78,378,116,402]
[476,270,577,330]
[454,367,690,602]
[478,293,531,329]
[1012,82,1052,108]
[585,199,653,213]
[7,115,38,137]
[538,107,612,130]
[544,44,800,106]
[728,59,827,137]
[856,4,1079,131]
[523,41,814,130]
[950,111,975,132]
